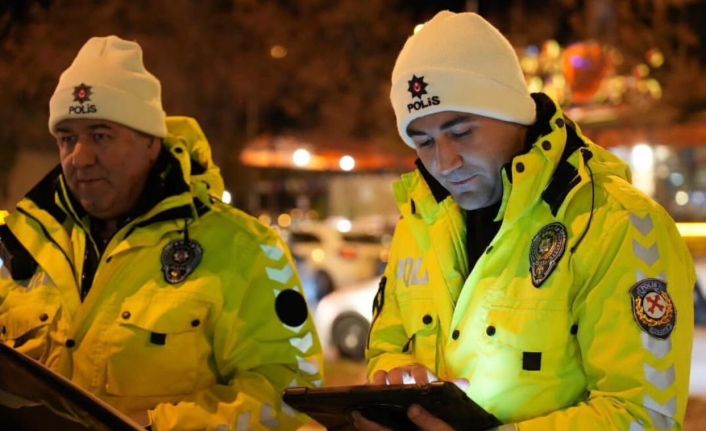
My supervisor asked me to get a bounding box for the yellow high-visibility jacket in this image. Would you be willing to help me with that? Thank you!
[0,117,322,431]
[367,94,695,430]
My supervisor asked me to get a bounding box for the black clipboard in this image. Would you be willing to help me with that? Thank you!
[283,381,501,431]
[0,342,143,431]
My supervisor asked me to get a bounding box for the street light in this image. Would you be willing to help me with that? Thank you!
[339,155,355,171]
[293,148,312,167]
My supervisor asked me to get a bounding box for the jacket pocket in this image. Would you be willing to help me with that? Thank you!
[396,291,438,370]
[0,302,60,359]
[483,299,576,376]
[104,294,212,397]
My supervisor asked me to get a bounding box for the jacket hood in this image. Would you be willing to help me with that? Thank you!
[164,116,225,204]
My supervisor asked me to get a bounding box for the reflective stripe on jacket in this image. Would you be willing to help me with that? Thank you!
[367,95,694,430]
[0,116,323,431]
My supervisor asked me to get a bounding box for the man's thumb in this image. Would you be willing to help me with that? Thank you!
[407,404,453,431]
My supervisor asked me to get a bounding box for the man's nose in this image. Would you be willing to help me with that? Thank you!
[435,136,462,176]
[71,140,96,168]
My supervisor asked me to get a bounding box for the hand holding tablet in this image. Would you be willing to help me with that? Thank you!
[283,381,501,431]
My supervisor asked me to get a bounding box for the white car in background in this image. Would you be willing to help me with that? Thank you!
[314,277,380,361]
[287,221,388,301]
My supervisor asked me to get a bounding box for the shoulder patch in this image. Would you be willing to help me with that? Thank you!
[630,278,676,339]
[529,222,567,287]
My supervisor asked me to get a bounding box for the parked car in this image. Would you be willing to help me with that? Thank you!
[288,222,388,302]
[313,277,380,361]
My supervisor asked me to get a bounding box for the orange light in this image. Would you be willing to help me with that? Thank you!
[339,246,358,260]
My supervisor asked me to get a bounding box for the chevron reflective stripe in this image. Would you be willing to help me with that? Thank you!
[628,421,646,431]
[283,322,306,334]
[313,379,324,387]
[643,395,677,430]
[297,357,320,375]
[259,404,279,429]
[287,378,298,388]
[632,240,659,266]
[630,214,654,236]
[260,244,284,261]
[641,332,672,359]
[236,412,251,431]
[647,409,675,431]
[290,332,314,353]
[265,264,293,284]
[644,363,675,390]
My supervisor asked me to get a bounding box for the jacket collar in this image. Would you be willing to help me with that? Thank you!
[20,145,195,235]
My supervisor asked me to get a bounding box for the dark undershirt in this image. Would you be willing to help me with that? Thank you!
[465,200,502,271]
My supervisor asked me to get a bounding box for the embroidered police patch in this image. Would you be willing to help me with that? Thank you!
[529,222,567,287]
[630,278,676,339]
[161,239,203,284]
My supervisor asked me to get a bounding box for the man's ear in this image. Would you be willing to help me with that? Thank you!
[147,137,162,161]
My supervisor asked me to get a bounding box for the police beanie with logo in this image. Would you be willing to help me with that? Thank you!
[390,11,536,148]
[49,35,167,138]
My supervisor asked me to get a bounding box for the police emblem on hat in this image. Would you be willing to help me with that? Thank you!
[72,83,92,104]
[161,239,203,284]
[529,222,567,287]
[630,278,676,339]
[407,75,428,99]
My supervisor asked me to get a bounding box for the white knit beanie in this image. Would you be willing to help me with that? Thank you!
[390,11,536,148]
[49,35,167,138]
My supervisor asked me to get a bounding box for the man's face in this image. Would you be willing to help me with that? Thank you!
[55,119,160,220]
[407,111,527,211]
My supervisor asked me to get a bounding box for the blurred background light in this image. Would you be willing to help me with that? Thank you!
[631,143,655,196]
[222,190,232,204]
[270,45,287,59]
[339,155,355,171]
[676,190,690,206]
[277,213,292,228]
[336,218,352,233]
[292,148,312,167]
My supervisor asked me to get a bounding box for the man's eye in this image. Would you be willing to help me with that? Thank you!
[451,128,471,138]
[414,138,433,149]
[93,133,109,142]
[59,136,77,146]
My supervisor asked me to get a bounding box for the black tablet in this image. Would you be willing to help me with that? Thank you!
[283,381,501,431]
[0,343,143,431]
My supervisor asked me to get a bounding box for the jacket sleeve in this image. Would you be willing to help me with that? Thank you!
[366,222,419,379]
[515,207,694,431]
[149,232,323,431]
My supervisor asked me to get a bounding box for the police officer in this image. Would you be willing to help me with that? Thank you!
[358,12,694,431]
[0,36,322,430]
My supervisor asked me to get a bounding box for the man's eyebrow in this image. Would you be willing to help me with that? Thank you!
[407,128,427,137]
[55,127,73,134]
[439,115,475,131]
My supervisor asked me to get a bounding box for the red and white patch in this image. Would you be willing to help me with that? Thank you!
[630,278,676,339]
